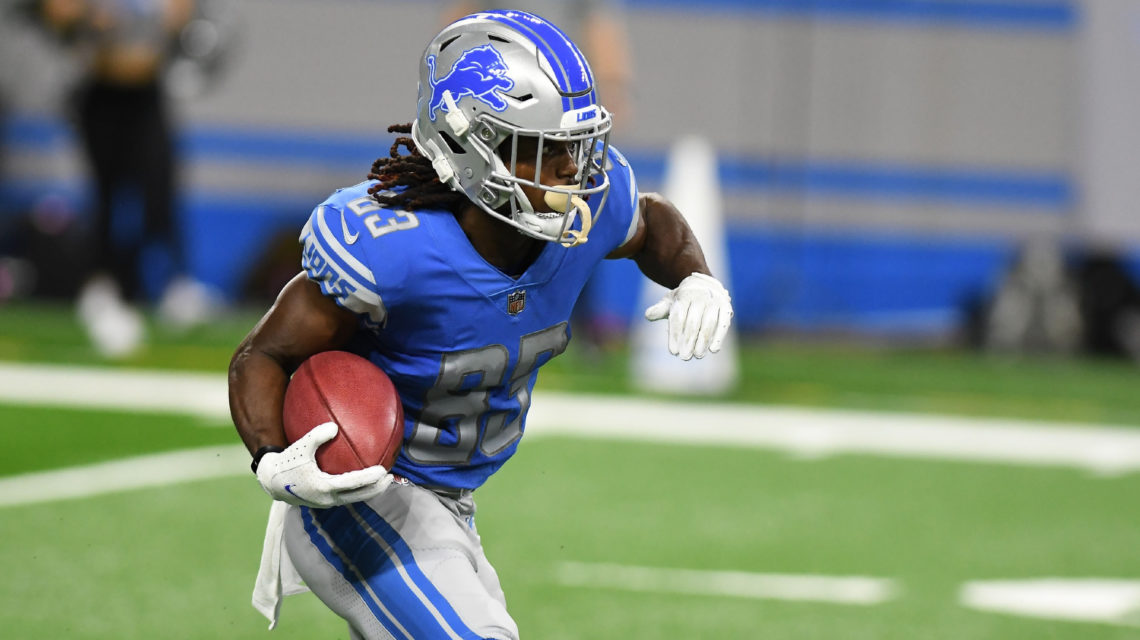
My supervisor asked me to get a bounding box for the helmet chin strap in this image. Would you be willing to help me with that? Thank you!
[544,191,592,248]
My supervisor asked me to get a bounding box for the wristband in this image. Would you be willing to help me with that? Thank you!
[250,445,285,474]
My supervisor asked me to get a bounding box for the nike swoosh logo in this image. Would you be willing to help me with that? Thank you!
[340,211,360,245]
[284,484,299,498]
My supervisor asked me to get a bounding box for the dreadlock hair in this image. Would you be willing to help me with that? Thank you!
[366,123,469,213]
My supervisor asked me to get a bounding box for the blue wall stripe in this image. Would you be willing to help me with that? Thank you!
[618,151,1073,210]
[2,114,1072,210]
[625,0,1077,30]
[0,114,388,169]
[0,114,69,147]
[587,224,1016,334]
[5,174,1137,336]
[183,124,388,170]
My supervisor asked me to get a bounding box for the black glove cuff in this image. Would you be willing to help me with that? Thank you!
[250,445,286,474]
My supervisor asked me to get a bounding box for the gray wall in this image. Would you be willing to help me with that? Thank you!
[178,2,1084,240]
[1078,0,1140,246]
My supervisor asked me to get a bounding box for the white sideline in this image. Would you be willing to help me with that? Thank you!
[0,362,229,419]
[556,562,897,605]
[961,579,1140,626]
[2,361,1140,508]
[555,566,1140,625]
[0,445,249,508]
[528,395,1140,476]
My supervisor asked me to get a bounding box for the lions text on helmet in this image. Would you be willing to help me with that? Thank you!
[411,11,612,248]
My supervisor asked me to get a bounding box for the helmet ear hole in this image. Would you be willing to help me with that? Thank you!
[439,131,466,155]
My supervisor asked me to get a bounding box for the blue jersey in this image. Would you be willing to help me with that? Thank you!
[299,146,639,490]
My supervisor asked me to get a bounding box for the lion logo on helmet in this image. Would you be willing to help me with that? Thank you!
[426,45,515,122]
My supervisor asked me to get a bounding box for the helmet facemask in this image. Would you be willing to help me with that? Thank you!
[473,113,611,247]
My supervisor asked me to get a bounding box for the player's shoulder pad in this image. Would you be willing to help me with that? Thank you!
[299,182,417,327]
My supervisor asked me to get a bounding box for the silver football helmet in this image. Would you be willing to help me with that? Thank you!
[411,10,612,247]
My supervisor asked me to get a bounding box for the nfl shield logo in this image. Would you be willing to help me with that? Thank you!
[507,289,526,315]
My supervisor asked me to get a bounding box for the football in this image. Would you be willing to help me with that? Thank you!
[282,351,404,475]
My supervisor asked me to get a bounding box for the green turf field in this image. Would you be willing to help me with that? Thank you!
[2,303,1139,638]
[3,428,1139,639]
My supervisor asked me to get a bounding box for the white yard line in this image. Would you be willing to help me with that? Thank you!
[5,361,1140,476]
[556,565,1140,625]
[556,562,898,605]
[961,579,1140,626]
[526,394,1140,476]
[0,362,229,420]
[0,445,249,508]
[1,361,1140,508]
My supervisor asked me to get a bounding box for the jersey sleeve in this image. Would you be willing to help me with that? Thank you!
[596,144,641,254]
[299,201,389,326]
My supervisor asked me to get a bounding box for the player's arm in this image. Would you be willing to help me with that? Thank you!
[608,192,708,286]
[229,272,355,453]
[607,192,734,360]
[229,272,389,506]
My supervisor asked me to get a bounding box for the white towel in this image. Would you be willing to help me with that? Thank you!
[251,501,309,629]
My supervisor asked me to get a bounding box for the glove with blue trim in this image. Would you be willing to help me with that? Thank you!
[645,272,734,361]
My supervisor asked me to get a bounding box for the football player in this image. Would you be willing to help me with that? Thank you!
[229,10,733,639]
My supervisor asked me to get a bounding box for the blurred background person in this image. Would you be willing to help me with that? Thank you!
[40,0,213,358]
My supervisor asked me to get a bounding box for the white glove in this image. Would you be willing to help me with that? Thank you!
[255,422,392,508]
[645,272,734,361]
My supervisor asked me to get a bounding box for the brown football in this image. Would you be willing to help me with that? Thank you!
[282,351,403,474]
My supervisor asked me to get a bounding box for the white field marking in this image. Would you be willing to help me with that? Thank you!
[526,392,1140,476]
[556,562,898,605]
[0,362,229,420]
[961,579,1140,626]
[0,445,249,508]
[3,362,1140,475]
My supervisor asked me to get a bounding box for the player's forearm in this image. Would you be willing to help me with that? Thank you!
[228,342,290,454]
[633,193,712,289]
